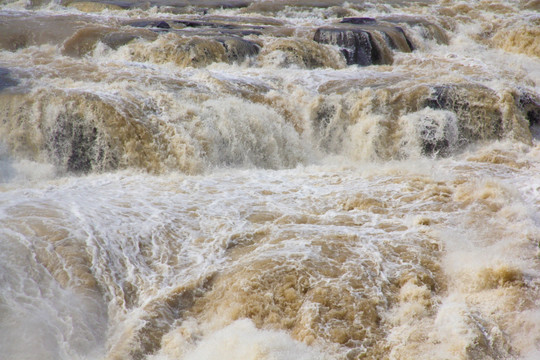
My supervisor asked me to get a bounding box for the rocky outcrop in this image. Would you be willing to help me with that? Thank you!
[516,91,540,126]
[313,18,413,66]
[44,13,447,68]
[424,84,504,141]
[60,18,262,61]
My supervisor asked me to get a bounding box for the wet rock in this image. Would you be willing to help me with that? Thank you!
[259,38,345,69]
[217,36,260,62]
[62,26,157,56]
[126,20,171,29]
[382,15,449,45]
[0,68,18,92]
[48,114,100,173]
[183,35,261,64]
[172,20,209,28]
[125,14,291,37]
[102,32,143,50]
[415,110,459,157]
[123,17,268,37]
[63,26,114,57]
[341,17,377,25]
[314,27,384,66]
[313,19,412,66]
[517,91,540,126]
[424,84,503,141]
[126,32,260,67]
[219,28,264,36]
[339,17,414,52]
[173,19,265,32]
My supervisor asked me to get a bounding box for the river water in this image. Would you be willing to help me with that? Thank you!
[1,0,539,359]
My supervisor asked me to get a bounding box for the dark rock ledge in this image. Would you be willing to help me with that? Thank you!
[315,17,420,66]
[58,14,448,68]
[313,16,448,66]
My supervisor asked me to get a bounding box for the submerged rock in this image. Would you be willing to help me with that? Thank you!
[381,15,449,45]
[424,84,504,142]
[259,38,345,69]
[126,32,260,67]
[406,109,459,157]
[48,116,100,173]
[217,36,261,62]
[516,91,540,126]
[313,18,413,66]
[315,77,528,158]
[123,16,269,36]
[314,27,384,66]
[101,32,146,50]
[341,17,378,25]
[62,26,114,56]
[125,19,171,29]
[0,68,18,91]
[62,25,157,56]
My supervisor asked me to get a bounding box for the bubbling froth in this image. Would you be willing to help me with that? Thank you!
[1,0,540,359]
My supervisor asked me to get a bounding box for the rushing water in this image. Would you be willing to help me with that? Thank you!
[1,0,540,359]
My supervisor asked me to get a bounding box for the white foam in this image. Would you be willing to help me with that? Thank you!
[172,319,328,360]
[1,2,540,359]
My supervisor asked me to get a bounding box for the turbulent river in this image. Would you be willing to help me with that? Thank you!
[1,0,540,359]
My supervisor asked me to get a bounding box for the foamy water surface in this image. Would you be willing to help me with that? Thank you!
[1,0,539,359]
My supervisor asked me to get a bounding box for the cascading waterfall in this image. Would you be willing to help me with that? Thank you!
[1,0,539,359]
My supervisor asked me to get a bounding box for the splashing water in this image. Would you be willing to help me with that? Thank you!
[1,0,539,359]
